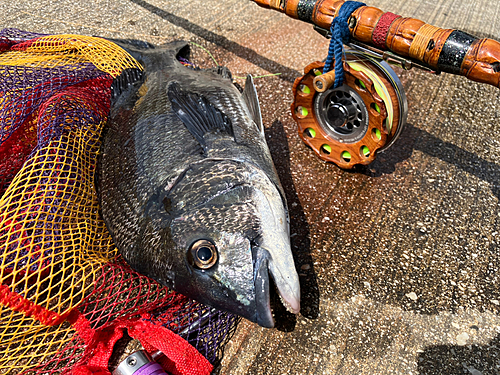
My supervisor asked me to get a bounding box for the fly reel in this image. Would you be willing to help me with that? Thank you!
[291,52,408,168]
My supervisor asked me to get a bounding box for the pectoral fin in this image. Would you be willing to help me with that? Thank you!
[167,82,234,147]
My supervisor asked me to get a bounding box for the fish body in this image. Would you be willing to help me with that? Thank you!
[98,40,300,327]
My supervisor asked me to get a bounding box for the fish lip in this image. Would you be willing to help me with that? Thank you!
[252,246,274,328]
[267,260,301,315]
[252,245,301,328]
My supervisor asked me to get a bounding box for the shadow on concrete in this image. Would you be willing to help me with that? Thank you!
[128,0,301,81]
[417,334,500,374]
[265,120,320,331]
[359,122,500,199]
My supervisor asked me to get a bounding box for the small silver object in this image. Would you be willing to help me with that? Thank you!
[113,350,151,375]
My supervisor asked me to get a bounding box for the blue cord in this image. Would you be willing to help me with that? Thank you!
[323,1,366,88]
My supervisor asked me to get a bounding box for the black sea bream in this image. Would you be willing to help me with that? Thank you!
[98,40,300,327]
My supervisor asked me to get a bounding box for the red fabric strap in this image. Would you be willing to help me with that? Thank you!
[0,38,14,52]
[372,12,401,49]
[71,313,213,375]
[0,284,74,326]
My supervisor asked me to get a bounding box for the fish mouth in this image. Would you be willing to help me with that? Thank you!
[252,246,301,328]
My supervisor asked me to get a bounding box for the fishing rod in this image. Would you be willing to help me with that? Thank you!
[251,0,500,168]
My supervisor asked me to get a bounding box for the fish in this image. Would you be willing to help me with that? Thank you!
[97,40,300,328]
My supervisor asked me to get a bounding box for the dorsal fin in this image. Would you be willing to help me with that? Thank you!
[242,75,264,135]
[110,68,144,99]
[167,82,234,147]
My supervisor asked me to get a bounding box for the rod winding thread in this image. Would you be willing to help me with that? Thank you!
[409,24,441,61]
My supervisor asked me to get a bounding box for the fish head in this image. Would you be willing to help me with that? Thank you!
[160,159,300,327]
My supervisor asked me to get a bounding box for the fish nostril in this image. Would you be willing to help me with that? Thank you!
[162,197,172,213]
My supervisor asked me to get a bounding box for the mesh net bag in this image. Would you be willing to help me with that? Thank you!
[0,29,238,375]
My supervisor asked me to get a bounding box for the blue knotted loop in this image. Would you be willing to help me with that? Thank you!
[323,1,366,88]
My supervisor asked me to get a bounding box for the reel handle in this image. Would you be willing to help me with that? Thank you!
[313,70,336,92]
[252,0,500,89]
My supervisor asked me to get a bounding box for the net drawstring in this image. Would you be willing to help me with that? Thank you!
[323,1,366,88]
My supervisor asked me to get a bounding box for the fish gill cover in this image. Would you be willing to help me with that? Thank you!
[0,29,237,374]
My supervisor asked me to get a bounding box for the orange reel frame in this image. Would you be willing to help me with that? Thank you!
[291,54,407,168]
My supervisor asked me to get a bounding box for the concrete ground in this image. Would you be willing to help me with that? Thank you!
[2,0,499,373]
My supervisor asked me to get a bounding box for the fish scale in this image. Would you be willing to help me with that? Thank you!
[168,162,251,209]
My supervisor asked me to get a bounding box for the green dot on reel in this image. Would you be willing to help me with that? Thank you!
[361,145,370,157]
[321,144,332,154]
[300,84,311,94]
[341,151,351,161]
[355,78,366,90]
[296,106,308,117]
[305,128,316,138]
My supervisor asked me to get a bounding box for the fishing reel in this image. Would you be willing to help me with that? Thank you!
[292,51,408,168]
[253,0,500,166]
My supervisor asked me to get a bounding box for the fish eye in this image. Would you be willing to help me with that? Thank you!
[188,239,218,269]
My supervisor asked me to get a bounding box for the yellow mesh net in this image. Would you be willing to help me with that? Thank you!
[0,308,78,371]
[0,34,140,75]
[0,32,140,373]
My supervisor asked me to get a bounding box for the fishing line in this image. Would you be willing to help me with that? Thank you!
[233,73,282,80]
[348,60,394,132]
[189,41,219,66]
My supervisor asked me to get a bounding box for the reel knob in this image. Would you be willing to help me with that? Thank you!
[292,52,408,168]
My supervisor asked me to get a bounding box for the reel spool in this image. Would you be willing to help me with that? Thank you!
[291,52,408,168]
